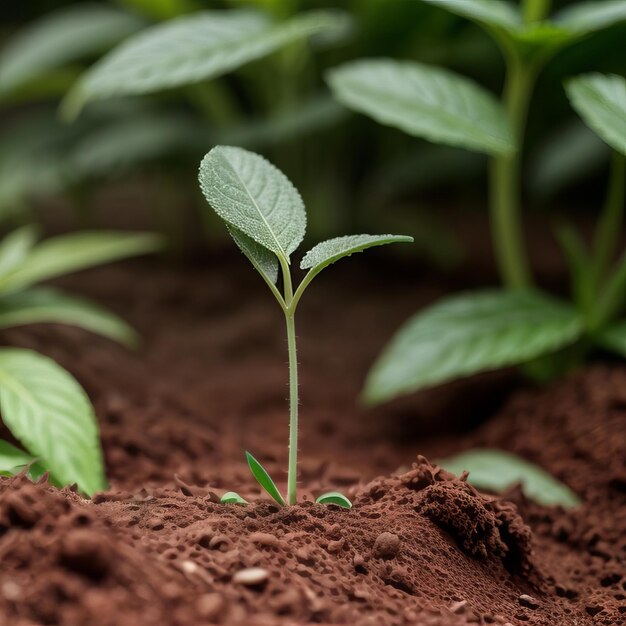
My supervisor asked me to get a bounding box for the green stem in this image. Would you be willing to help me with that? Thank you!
[489,57,536,288]
[280,257,299,506]
[592,150,625,283]
[522,0,552,23]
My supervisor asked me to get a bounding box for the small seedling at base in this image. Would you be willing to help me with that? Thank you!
[199,145,412,508]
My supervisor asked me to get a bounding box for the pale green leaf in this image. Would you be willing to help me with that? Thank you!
[227,227,278,285]
[598,320,626,357]
[316,491,352,508]
[0,439,34,474]
[0,4,143,96]
[0,226,38,277]
[245,451,285,506]
[0,231,163,295]
[420,0,521,31]
[364,289,583,404]
[0,348,106,495]
[300,234,413,273]
[221,491,248,505]
[62,9,348,117]
[555,0,626,35]
[199,146,306,260]
[327,59,515,156]
[0,287,138,348]
[566,73,626,155]
[439,448,581,507]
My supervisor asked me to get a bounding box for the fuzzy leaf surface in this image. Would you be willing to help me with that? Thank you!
[566,73,626,155]
[316,492,352,508]
[200,146,306,260]
[599,320,626,357]
[0,287,138,347]
[0,4,143,96]
[0,226,38,277]
[0,232,162,295]
[301,234,413,273]
[327,59,515,155]
[364,289,583,404]
[555,1,626,34]
[63,10,347,115]
[0,439,34,475]
[440,448,581,507]
[420,0,521,31]
[227,226,278,285]
[245,451,285,506]
[0,348,106,495]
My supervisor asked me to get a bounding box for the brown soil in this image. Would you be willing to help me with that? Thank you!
[0,256,625,626]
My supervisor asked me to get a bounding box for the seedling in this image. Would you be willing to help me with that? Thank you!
[0,226,161,494]
[199,145,412,507]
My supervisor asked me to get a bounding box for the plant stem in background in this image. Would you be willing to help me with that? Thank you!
[522,0,552,24]
[592,151,625,283]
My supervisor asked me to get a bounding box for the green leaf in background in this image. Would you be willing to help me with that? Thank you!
[599,320,626,357]
[220,491,248,505]
[327,59,515,156]
[0,3,144,98]
[63,9,349,117]
[316,491,352,508]
[227,227,279,286]
[199,146,306,261]
[364,290,583,404]
[556,223,593,314]
[245,451,285,506]
[0,287,138,348]
[420,0,521,32]
[301,234,414,274]
[117,0,200,21]
[566,73,626,155]
[0,231,162,295]
[554,0,626,35]
[439,448,581,507]
[0,348,106,495]
[0,226,38,277]
[0,439,34,475]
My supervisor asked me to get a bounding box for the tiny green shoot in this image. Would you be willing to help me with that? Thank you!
[199,145,412,507]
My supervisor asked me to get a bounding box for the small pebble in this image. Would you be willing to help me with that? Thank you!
[147,517,164,530]
[233,567,269,586]
[449,599,467,614]
[180,560,198,575]
[196,593,225,619]
[249,532,279,547]
[373,532,401,559]
[353,553,365,568]
[327,538,345,553]
[518,594,539,609]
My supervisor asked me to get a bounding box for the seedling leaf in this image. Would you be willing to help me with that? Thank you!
[439,448,581,508]
[364,289,583,404]
[221,491,248,505]
[0,231,163,296]
[0,348,106,495]
[0,439,34,475]
[420,0,521,31]
[199,146,306,261]
[555,223,593,313]
[316,491,352,508]
[62,10,349,117]
[300,234,413,273]
[245,451,286,506]
[227,226,279,285]
[599,320,626,357]
[0,287,139,348]
[566,73,626,156]
[554,1,626,35]
[0,226,38,277]
[327,59,515,156]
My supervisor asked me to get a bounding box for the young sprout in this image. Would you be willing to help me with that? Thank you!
[199,146,412,508]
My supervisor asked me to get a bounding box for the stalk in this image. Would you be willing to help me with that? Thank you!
[522,0,552,23]
[592,150,625,282]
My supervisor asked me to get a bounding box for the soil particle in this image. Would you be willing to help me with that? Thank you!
[373,532,401,559]
[518,594,540,609]
[232,567,270,586]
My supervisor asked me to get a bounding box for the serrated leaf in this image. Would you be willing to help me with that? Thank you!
[0,4,143,97]
[0,226,38,277]
[0,439,34,474]
[364,289,583,404]
[0,231,163,295]
[555,0,626,35]
[300,234,413,273]
[0,287,138,348]
[221,491,248,505]
[0,348,106,495]
[227,226,279,285]
[199,146,306,260]
[316,491,352,508]
[598,320,626,357]
[420,0,521,31]
[62,9,348,117]
[439,448,581,508]
[245,451,285,506]
[566,73,626,155]
[327,59,515,156]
